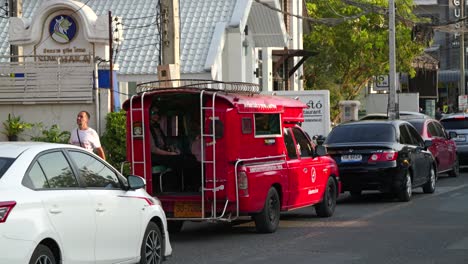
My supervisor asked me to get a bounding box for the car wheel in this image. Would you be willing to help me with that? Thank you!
[397,170,412,202]
[448,157,459,178]
[423,166,436,194]
[29,244,56,264]
[167,221,184,234]
[140,222,164,264]
[315,177,337,217]
[254,187,280,233]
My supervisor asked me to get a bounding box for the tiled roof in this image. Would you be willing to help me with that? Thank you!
[0,0,237,75]
[0,17,9,61]
[180,0,235,73]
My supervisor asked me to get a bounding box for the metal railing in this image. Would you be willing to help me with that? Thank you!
[0,59,94,104]
[137,79,260,94]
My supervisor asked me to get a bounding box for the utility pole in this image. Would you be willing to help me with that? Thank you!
[388,0,398,120]
[9,0,22,62]
[460,0,466,96]
[108,11,114,112]
[159,0,180,83]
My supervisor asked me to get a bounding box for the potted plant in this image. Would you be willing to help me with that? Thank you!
[2,114,33,141]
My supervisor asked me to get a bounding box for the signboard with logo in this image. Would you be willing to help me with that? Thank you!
[266,90,331,137]
[35,12,93,64]
[49,15,77,44]
[375,75,389,91]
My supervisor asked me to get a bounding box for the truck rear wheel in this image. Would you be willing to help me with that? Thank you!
[315,177,337,217]
[254,187,280,233]
[167,221,184,234]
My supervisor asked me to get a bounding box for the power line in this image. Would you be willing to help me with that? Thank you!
[122,19,158,30]
[118,42,160,52]
[123,14,158,21]
[254,0,371,25]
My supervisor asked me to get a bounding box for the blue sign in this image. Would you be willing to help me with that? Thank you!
[49,15,77,44]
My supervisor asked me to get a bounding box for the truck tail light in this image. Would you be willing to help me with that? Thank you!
[0,201,16,223]
[238,171,249,196]
[368,151,398,162]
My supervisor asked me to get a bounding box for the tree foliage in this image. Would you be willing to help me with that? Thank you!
[101,110,129,174]
[304,0,428,121]
[31,124,71,143]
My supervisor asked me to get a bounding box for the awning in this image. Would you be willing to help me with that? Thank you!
[248,0,288,47]
[438,70,468,83]
[272,49,318,78]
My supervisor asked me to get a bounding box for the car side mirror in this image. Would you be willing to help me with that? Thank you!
[315,145,328,156]
[448,131,457,139]
[127,175,146,190]
[423,140,432,149]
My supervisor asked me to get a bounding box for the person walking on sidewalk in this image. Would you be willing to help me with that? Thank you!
[69,110,106,160]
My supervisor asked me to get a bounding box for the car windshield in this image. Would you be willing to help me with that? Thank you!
[326,123,395,144]
[0,158,14,179]
[440,118,468,129]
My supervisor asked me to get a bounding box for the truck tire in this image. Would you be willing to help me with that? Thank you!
[315,177,337,217]
[254,187,280,233]
[167,220,184,234]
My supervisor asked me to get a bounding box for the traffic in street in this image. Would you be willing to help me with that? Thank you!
[168,171,468,264]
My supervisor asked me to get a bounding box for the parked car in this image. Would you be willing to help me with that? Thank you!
[360,111,430,121]
[324,120,436,202]
[440,113,468,167]
[405,117,459,177]
[0,142,172,264]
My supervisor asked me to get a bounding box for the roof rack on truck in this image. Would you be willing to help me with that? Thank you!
[136,79,260,94]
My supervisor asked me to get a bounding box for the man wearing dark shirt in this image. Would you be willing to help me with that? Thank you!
[149,106,200,191]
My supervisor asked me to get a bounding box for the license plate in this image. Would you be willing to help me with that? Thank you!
[174,202,202,218]
[455,135,466,142]
[341,154,362,162]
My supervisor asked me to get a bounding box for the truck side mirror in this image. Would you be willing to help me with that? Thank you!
[313,135,326,145]
[315,145,327,156]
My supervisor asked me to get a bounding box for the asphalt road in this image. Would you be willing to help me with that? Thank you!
[167,171,468,264]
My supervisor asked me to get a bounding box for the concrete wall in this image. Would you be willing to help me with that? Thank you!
[0,90,110,142]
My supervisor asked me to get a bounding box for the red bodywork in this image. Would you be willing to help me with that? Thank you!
[123,86,340,220]
[412,118,458,173]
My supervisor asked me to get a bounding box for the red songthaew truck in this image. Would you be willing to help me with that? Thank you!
[123,80,340,233]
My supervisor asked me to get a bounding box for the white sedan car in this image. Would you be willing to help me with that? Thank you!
[0,142,172,264]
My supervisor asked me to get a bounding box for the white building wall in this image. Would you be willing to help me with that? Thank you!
[290,0,303,91]
[261,47,273,92]
[223,28,244,82]
[0,104,102,142]
[244,34,255,83]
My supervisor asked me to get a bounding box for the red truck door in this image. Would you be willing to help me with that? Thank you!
[283,127,325,209]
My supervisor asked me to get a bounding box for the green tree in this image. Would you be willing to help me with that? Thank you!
[101,110,129,174]
[304,0,428,122]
